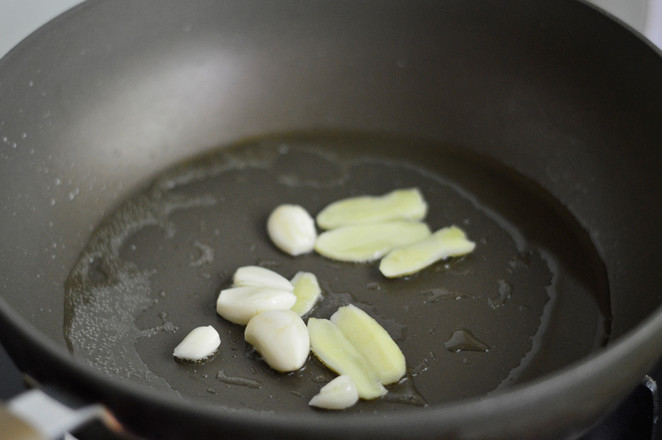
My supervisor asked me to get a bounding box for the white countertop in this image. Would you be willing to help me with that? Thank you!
[1,0,661,59]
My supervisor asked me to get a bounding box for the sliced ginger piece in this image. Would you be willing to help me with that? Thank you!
[314,220,431,262]
[379,225,476,278]
[308,317,387,400]
[330,304,405,385]
[316,188,428,230]
[290,271,321,316]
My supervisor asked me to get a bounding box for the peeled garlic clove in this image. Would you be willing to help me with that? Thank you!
[245,309,310,372]
[379,225,476,278]
[314,220,431,262]
[290,271,321,316]
[173,325,220,361]
[309,375,359,410]
[308,317,387,400]
[316,188,428,230]
[331,304,405,385]
[267,204,317,256]
[216,286,296,325]
[233,265,293,291]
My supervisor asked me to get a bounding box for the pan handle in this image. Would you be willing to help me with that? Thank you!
[1,388,122,440]
[0,402,44,440]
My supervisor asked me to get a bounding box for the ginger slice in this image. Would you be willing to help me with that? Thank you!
[379,225,475,278]
[330,304,405,385]
[308,317,387,400]
[290,271,321,316]
[314,220,431,262]
[316,188,428,230]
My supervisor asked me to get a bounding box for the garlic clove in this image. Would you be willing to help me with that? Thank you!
[267,204,317,256]
[244,309,310,372]
[379,225,476,278]
[308,317,387,400]
[216,286,296,325]
[233,265,293,291]
[309,375,359,410]
[331,304,405,384]
[173,325,220,361]
[316,188,428,230]
[314,220,431,262]
[290,271,322,316]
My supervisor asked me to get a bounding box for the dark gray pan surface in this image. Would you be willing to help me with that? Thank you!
[62,133,610,411]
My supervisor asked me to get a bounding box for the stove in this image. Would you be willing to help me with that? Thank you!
[1,0,661,439]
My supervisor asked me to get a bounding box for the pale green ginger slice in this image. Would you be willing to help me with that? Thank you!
[330,304,405,385]
[290,271,321,316]
[316,188,428,230]
[314,220,431,262]
[308,317,387,400]
[379,225,476,278]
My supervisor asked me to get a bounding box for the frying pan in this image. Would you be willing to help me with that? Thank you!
[1,0,661,438]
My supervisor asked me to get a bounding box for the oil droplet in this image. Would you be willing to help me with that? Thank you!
[190,241,214,267]
[443,329,489,353]
[488,279,512,309]
[216,369,263,389]
[423,288,470,303]
[383,375,427,407]
[366,281,381,291]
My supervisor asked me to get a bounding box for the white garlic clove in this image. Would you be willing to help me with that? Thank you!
[290,271,322,316]
[309,375,359,410]
[233,265,293,291]
[216,286,296,325]
[316,188,428,230]
[314,220,431,262]
[379,225,476,278]
[244,309,310,372]
[173,325,220,361]
[267,204,317,256]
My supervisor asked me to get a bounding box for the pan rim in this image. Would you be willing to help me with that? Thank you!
[1,0,661,437]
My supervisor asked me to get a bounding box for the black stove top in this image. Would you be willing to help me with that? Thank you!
[1,342,659,440]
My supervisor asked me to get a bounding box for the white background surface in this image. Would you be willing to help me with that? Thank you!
[0,0,661,59]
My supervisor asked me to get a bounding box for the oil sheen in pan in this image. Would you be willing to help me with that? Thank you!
[63,133,611,413]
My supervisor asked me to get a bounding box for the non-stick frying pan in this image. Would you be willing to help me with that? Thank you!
[1,0,661,439]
